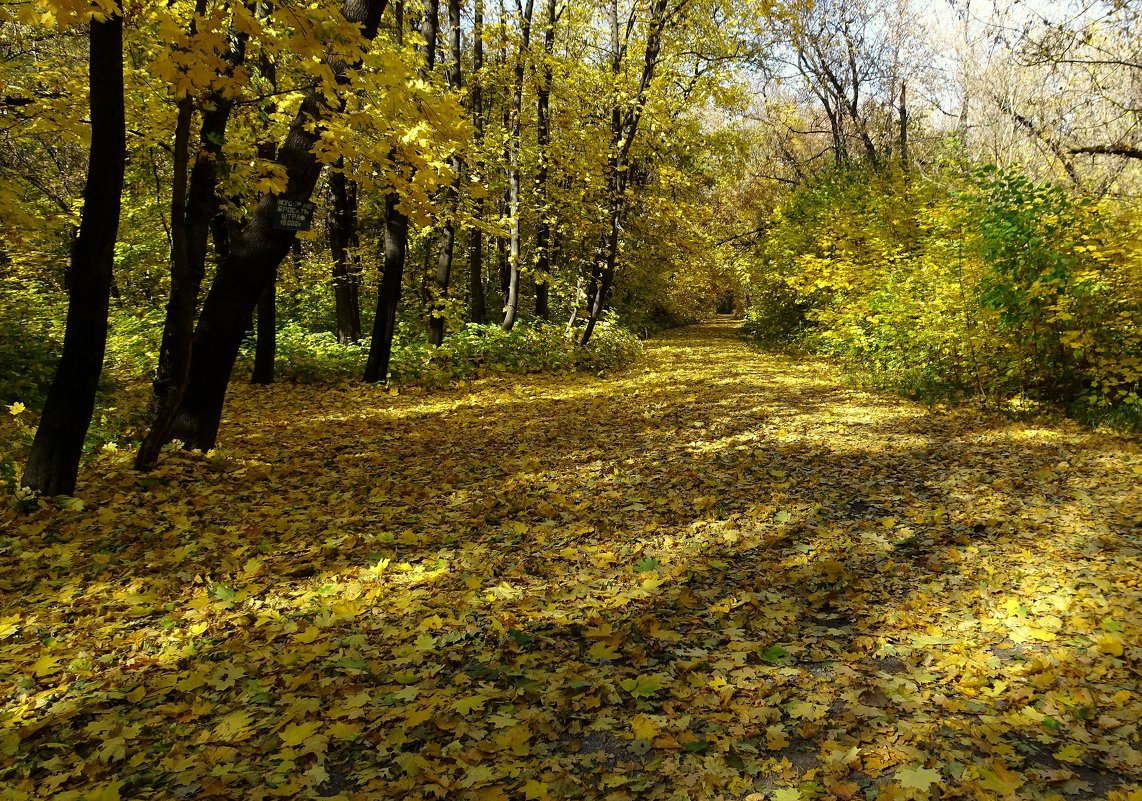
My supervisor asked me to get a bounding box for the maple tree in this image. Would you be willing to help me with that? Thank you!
[19,0,125,496]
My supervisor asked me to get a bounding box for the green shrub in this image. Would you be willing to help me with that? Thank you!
[237,320,645,386]
[741,164,1142,425]
[0,278,65,406]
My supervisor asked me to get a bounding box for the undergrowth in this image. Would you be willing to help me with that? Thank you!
[235,319,644,386]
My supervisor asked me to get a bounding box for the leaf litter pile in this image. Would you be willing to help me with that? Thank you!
[2,321,1140,801]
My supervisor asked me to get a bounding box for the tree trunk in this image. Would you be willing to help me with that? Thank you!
[169,0,388,450]
[533,0,555,321]
[250,268,276,384]
[467,0,487,324]
[137,53,244,470]
[329,160,362,343]
[22,12,125,496]
[581,0,672,345]
[468,221,486,322]
[137,90,194,468]
[899,80,908,170]
[427,0,463,346]
[364,194,408,382]
[364,1,410,383]
[501,0,535,331]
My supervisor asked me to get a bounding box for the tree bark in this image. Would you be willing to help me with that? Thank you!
[428,0,464,346]
[137,89,194,469]
[364,2,411,382]
[23,12,125,496]
[501,0,535,331]
[170,0,388,449]
[898,81,908,170]
[364,194,408,382]
[467,0,487,324]
[581,0,675,345]
[329,160,362,343]
[137,43,244,470]
[533,0,556,320]
[250,268,276,384]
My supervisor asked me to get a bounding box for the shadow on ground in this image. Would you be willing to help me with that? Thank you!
[1,320,1139,800]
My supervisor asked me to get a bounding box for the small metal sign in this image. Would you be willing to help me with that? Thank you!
[273,199,316,232]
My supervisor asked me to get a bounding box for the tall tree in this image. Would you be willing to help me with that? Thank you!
[427,0,464,346]
[22,5,126,495]
[329,160,363,343]
[581,0,681,345]
[364,3,409,384]
[170,0,389,448]
[467,0,488,323]
[500,0,535,331]
[533,0,558,319]
[364,0,443,382]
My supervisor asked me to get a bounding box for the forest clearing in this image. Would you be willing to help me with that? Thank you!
[1,321,1140,800]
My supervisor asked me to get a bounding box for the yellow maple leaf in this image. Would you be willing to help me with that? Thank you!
[213,710,253,741]
[894,765,940,793]
[1096,633,1124,657]
[765,724,790,750]
[328,721,361,740]
[85,781,124,801]
[453,694,488,715]
[977,762,1023,795]
[405,707,434,727]
[30,653,61,677]
[523,779,550,800]
[295,626,322,644]
[631,714,660,740]
[588,641,621,660]
[279,720,321,747]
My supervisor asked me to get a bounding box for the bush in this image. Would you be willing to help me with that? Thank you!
[236,319,645,386]
[0,278,65,406]
[740,164,1142,426]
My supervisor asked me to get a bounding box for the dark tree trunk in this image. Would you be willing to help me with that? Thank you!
[533,0,556,321]
[899,81,908,170]
[22,13,126,496]
[138,57,243,470]
[420,0,439,71]
[169,0,388,450]
[467,0,487,324]
[501,0,534,330]
[580,190,620,346]
[497,220,510,301]
[137,88,194,469]
[364,2,411,383]
[497,10,512,313]
[329,160,362,343]
[427,0,463,347]
[251,268,276,384]
[364,194,408,382]
[468,220,486,322]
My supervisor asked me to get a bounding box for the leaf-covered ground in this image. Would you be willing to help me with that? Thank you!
[2,320,1140,801]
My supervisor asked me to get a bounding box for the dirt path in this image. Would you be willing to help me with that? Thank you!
[2,321,1140,800]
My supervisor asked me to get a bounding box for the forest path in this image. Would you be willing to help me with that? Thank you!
[2,320,1141,800]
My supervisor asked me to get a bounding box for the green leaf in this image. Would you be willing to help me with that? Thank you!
[621,673,665,699]
[508,627,533,646]
[759,645,789,663]
[211,583,237,602]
